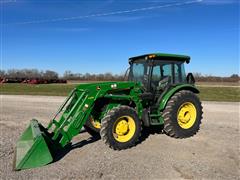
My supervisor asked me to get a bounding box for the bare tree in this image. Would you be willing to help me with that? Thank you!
[43,70,58,80]
[0,70,5,78]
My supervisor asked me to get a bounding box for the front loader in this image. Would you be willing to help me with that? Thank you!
[14,53,203,170]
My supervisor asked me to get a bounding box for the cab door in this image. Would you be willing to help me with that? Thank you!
[150,63,172,92]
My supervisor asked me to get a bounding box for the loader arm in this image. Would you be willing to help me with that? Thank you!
[14,82,139,170]
[48,82,139,147]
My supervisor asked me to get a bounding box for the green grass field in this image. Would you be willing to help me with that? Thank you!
[0,83,239,102]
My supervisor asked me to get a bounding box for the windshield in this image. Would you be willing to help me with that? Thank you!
[128,60,149,83]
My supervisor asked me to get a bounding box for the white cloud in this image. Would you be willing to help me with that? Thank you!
[7,0,202,25]
[55,27,90,32]
[200,0,238,5]
[95,15,146,22]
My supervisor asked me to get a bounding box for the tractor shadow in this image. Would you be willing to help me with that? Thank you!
[51,130,100,163]
[51,126,164,163]
[138,125,164,145]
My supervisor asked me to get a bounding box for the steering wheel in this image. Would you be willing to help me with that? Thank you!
[158,76,170,90]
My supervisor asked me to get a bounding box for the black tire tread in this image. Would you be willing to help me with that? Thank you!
[163,90,203,138]
[100,105,142,150]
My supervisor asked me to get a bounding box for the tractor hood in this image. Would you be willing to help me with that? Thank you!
[75,81,140,91]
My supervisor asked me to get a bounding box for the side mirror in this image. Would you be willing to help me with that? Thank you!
[186,73,195,84]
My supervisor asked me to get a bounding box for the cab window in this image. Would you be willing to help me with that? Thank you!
[152,66,161,81]
[162,64,172,77]
[151,65,161,89]
[174,63,186,83]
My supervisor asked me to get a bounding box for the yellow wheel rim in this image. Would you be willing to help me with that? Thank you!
[177,102,197,129]
[113,116,136,143]
[90,116,101,129]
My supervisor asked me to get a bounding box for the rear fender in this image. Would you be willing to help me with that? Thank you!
[158,84,199,111]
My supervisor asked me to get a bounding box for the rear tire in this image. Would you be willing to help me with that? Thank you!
[163,90,203,138]
[100,106,141,150]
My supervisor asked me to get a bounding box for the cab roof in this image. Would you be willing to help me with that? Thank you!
[129,53,191,64]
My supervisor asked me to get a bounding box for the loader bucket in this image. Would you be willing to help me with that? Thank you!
[14,119,53,170]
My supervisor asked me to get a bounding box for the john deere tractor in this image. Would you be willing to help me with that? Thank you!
[14,53,203,170]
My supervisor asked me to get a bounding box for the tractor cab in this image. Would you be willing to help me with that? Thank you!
[128,53,194,100]
[128,53,195,105]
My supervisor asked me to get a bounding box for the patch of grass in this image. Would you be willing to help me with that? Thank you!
[0,83,239,102]
[0,84,77,96]
[196,81,240,87]
[198,86,240,102]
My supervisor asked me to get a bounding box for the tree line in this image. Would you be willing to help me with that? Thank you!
[63,70,124,81]
[0,69,125,82]
[193,73,239,83]
[0,69,239,82]
[0,69,58,80]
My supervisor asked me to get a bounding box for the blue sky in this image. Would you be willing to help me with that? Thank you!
[1,0,239,76]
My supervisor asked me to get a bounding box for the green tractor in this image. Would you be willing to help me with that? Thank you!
[14,53,203,170]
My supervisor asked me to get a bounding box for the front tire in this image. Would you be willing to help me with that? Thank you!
[100,106,141,150]
[163,90,203,138]
[84,116,101,137]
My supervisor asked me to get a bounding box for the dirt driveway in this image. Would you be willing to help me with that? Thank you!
[0,95,239,179]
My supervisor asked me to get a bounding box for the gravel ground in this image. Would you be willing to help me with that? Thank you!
[0,95,239,180]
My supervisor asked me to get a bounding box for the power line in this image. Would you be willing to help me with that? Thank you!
[6,0,202,25]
